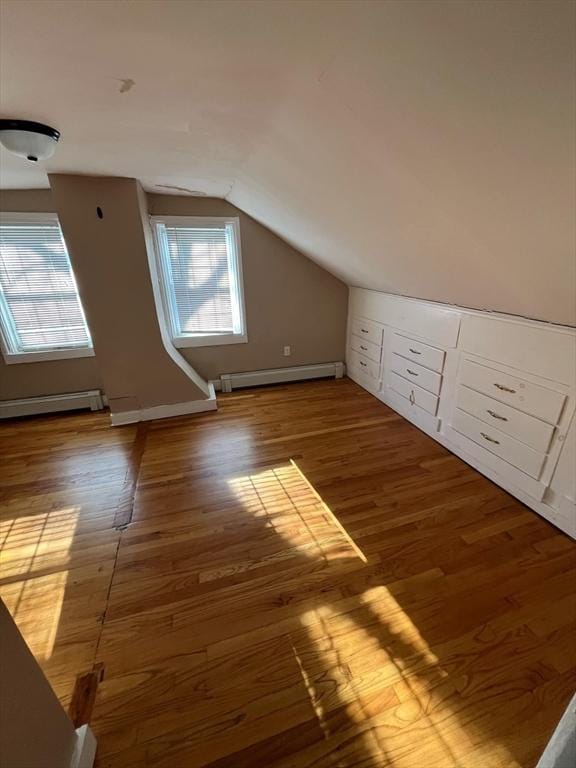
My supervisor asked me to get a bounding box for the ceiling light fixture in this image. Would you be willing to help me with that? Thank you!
[0,119,60,162]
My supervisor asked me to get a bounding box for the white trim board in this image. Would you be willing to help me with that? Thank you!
[110,383,217,426]
[2,347,95,365]
[536,692,576,768]
[142,210,212,398]
[0,390,104,419]
[70,725,97,768]
[217,362,345,392]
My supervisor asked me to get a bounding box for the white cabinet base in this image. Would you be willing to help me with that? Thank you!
[347,288,576,540]
[378,381,575,538]
[442,430,576,539]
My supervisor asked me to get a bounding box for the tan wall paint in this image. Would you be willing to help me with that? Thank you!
[0,600,77,768]
[0,188,102,401]
[0,356,101,401]
[147,194,348,381]
[0,188,54,212]
[49,175,205,412]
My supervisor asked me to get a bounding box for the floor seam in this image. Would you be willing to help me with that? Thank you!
[90,529,123,672]
[90,421,148,675]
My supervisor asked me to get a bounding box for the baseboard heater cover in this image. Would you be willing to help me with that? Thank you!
[0,390,104,419]
[216,362,345,393]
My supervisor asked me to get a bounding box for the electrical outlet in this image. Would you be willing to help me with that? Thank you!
[283,345,291,357]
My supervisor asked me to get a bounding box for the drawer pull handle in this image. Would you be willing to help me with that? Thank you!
[481,432,500,445]
[361,328,369,334]
[360,345,368,351]
[487,409,507,422]
[409,390,415,405]
[409,348,422,355]
[494,383,516,394]
[406,369,418,376]
[360,361,367,367]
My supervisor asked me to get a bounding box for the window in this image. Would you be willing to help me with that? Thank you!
[0,213,93,363]
[151,216,247,347]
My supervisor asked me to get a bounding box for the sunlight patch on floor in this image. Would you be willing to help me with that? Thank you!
[226,460,367,564]
[0,506,80,579]
[294,588,520,768]
[0,506,79,660]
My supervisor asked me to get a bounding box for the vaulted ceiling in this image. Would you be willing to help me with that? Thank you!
[1,0,574,324]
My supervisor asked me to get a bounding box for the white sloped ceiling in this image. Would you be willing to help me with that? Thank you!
[1,0,574,324]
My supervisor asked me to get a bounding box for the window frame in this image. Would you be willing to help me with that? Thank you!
[150,215,248,349]
[0,212,94,365]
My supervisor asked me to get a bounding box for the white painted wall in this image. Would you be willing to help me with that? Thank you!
[1,0,574,324]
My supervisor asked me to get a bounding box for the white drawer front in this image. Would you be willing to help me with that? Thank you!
[387,389,441,434]
[350,334,381,363]
[451,408,546,479]
[390,354,442,396]
[460,359,566,425]
[390,333,445,373]
[348,349,380,380]
[350,316,383,347]
[389,372,439,416]
[456,385,555,453]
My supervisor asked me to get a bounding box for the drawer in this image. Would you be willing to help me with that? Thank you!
[350,316,383,347]
[390,353,442,396]
[460,359,566,425]
[451,408,546,479]
[350,334,381,363]
[387,388,441,435]
[389,372,439,416]
[390,332,445,373]
[456,385,555,453]
[348,348,380,380]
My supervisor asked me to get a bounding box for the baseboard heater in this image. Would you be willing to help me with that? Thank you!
[0,390,104,419]
[216,362,345,393]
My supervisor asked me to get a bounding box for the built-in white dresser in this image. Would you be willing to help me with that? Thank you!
[347,316,385,391]
[346,289,576,538]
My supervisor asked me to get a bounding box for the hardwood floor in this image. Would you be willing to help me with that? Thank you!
[1,378,575,767]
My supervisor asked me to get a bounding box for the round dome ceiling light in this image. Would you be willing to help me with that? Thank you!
[0,119,60,162]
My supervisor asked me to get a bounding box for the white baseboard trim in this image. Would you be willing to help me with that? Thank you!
[70,725,97,768]
[218,362,345,393]
[110,383,217,426]
[536,692,576,768]
[0,390,104,419]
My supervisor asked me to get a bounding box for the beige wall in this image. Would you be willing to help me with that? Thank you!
[0,188,54,213]
[49,176,206,413]
[147,194,348,381]
[0,356,101,401]
[0,600,77,768]
[0,189,102,401]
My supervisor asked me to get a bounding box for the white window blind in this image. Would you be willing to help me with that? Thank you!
[153,217,246,345]
[0,215,92,355]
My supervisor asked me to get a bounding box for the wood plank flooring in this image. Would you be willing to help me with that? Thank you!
[1,378,575,767]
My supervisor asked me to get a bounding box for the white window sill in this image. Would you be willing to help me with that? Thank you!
[2,347,95,365]
[173,333,248,349]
